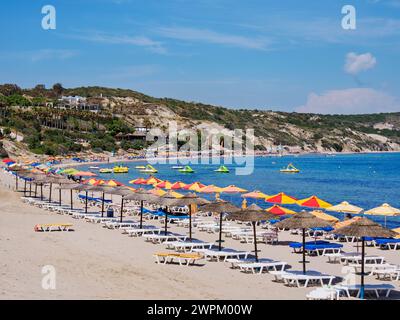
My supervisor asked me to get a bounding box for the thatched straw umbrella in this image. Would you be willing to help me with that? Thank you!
[198,200,240,251]
[124,188,159,229]
[168,193,209,240]
[55,182,81,209]
[333,217,396,299]
[107,187,134,222]
[8,166,28,191]
[157,191,181,235]
[228,204,276,261]
[71,184,93,213]
[86,185,115,217]
[274,211,333,273]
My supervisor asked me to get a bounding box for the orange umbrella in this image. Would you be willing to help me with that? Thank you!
[83,178,98,185]
[73,171,97,177]
[155,180,173,189]
[265,192,297,204]
[199,185,223,194]
[221,185,247,193]
[184,182,206,192]
[266,204,296,216]
[92,179,106,186]
[129,178,147,185]
[297,195,332,209]
[170,181,187,190]
[242,190,268,199]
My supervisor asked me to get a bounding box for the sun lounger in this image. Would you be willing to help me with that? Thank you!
[124,227,163,237]
[340,255,385,265]
[192,248,251,262]
[153,252,204,266]
[143,233,188,244]
[370,264,400,281]
[164,240,214,252]
[72,212,99,219]
[290,240,343,256]
[34,223,73,232]
[334,283,395,298]
[85,216,118,223]
[104,220,139,229]
[224,257,273,268]
[270,270,336,288]
[306,287,340,300]
[374,238,400,250]
[238,261,288,274]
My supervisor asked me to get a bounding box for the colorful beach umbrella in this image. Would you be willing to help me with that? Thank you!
[184,182,206,192]
[326,201,363,214]
[129,177,147,185]
[155,180,173,189]
[221,185,247,193]
[145,176,162,185]
[334,216,362,229]
[199,184,223,194]
[170,181,187,190]
[266,204,296,216]
[106,179,124,187]
[83,178,99,185]
[392,228,400,239]
[242,190,268,199]
[297,195,332,208]
[73,171,97,177]
[149,188,167,197]
[265,192,298,205]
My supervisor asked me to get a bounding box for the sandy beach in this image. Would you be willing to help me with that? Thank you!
[0,169,399,300]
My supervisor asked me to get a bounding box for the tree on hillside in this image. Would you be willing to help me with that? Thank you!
[52,83,64,97]
[0,84,22,96]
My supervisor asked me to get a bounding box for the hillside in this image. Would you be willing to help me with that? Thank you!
[0,84,399,157]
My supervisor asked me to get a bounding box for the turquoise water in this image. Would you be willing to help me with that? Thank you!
[79,153,400,229]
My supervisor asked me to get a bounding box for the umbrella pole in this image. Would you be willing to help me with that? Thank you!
[34,184,37,198]
[40,184,43,201]
[70,189,73,210]
[85,191,88,213]
[189,205,192,241]
[23,179,27,197]
[120,197,124,223]
[49,183,52,203]
[218,211,223,251]
[140,200,143,229]
[29,182,32,197]
[59,187,62,206]
[101,192,105,217]
[253,221,258,262]
[164,207,168,235]
[302,228,306,274]
[15,174,18,191]
[360,237,365,299]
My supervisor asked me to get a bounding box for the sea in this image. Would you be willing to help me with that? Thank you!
[78,152,400,229]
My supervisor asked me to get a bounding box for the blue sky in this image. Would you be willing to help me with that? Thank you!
[1,0,400,114]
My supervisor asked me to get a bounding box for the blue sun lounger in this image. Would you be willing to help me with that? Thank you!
[290,240,343,256]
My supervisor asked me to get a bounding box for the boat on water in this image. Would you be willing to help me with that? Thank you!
[139,164,158,173]
[214,165,229,173]
[171,166,184,169]
[99,168,113,174]
[135,165,146,169]
[113,166,129,173]
[280,163,300,173]
[89,166,99,170]
[179,165,195,173]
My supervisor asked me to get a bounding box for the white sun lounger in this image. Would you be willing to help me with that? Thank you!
[85,216,118,223]
[306,287,340,300]
[334,283,395,298]
[225,257,274,269]
[370,264,400,281]
[238,261,288,274]
[124,228,163,237]
[341,255,385,265]
[104,220,139,229]
[270,270,336,288]
[163,241,214,252]
[143,233,188,244]
[153,253,204,266]
[192,248,251,262]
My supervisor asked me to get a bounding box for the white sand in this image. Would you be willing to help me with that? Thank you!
[0,169,399,300]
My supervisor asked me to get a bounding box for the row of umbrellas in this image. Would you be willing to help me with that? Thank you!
[7,165,400,300]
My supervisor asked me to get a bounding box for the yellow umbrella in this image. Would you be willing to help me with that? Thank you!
[326,201,363,214]
[265,192,298,205]
[365,203,400,216]
[266,204,296,215]
[242,190,268,199]
[199,185,223,194]
[149,188,167,196]
[365,203,400,227]
[392,227,400,239]
[310,210,339,223]
[221,185,247,193]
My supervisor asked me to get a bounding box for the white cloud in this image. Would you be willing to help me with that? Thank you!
[344,52,377,75]
[296,88,400,114]
[69,32,167,54]
[157,26,272,50]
